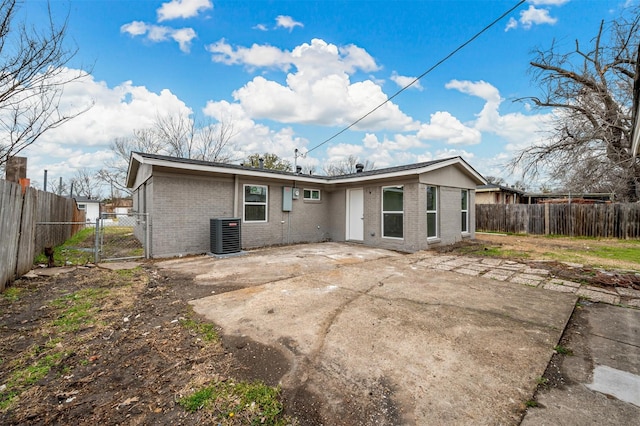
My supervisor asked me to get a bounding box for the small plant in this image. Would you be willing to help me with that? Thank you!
[554,345,573,356]
[536,376,548,386]
[179,380,287,425]
[181,317,219,342]
[525,399,538,408]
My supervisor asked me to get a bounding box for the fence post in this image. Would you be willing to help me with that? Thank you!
[94,218,100,264]
[544,203,550,235]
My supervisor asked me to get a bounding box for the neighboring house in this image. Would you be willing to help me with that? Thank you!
[126,152,486,258]
[521,192,614,204]
[476,184,523,204]
[103,198,133,215]
[74,196,101,224]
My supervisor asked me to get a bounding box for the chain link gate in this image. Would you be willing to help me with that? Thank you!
[95,212,150,263]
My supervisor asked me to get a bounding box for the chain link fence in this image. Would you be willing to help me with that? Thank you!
[34,213,150,265]
[34,222,96,266]
[97,212,150,262]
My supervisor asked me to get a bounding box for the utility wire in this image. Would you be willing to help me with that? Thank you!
[304,0,527,155]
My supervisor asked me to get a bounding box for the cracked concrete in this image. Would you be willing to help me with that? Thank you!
[159,242,577,425]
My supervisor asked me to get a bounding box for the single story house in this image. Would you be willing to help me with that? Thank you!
[74,196,101,224]
[126,152,486,258]
[476,184,524,204]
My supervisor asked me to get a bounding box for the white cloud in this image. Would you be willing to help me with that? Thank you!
[20,68,193,184]
[157,0,213,22]
[121,21,197,52]
[120,20,147,36]
[520,5,558,28]
[417,111,482,145]
[505,4,561,31]
[207,39,291,70]
[253,24,268,31]
[275,15,303,31]
[390,72,423,91]
[445,79,554,149]
[207,38,415,131]
[202,100,309,162]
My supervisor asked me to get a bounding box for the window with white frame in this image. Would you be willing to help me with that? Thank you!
[244,185,268,222]
[426,186,438,239]
[461,189,469,233]
[303,189,321,200]
[382,186,403,238]
[77,204,86,210]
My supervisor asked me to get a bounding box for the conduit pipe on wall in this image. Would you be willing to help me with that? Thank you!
[233,174,239,218]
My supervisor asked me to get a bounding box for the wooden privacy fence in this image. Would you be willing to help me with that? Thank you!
[476,203,640,238]
[0,179,84,291]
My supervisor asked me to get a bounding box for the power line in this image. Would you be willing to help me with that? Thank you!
[304,0,527,155]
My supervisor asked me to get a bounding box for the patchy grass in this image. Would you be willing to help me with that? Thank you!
[179,380,288,425]
[34,226,145,266]
[1,287,22,303]
[181,316,220,343]
[34,227,96,266]
[579,246,640,264]
[452,243,531,260]
[1,269,147,413]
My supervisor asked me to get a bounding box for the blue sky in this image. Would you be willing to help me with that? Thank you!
[16,0,635,191]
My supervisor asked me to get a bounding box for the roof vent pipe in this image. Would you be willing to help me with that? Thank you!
[355,163,364,173]
[296,165,302,174]
[259,158,264,169]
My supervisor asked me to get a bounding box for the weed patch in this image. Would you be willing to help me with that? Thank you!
[179,380,288,425]
[1,287,22,303]
[554,345,573,356]
[181,316,219,343]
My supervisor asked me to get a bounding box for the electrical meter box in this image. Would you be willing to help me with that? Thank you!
[282,186,293,211]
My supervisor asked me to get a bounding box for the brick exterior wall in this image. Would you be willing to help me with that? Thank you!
[130,165,478,257]
[236,179,332,249]
[151,173,234,257]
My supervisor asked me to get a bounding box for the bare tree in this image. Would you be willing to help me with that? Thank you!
[510,7,640,201]
[49,176,69,196]
[98,115,238,194]
[323,155,375,176]
[484,176,506,186]
[0,0,92,168]
[70,168,102,200]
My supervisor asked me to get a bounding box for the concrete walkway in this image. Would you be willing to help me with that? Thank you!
[407,251,640,308]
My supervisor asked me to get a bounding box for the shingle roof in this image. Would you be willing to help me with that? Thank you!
[133,151,455,179]
[127,151,486,187]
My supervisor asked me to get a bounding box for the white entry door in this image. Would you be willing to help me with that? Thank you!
[347,188,364,241]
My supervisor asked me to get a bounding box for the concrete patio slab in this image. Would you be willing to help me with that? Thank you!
[163,243,578,425]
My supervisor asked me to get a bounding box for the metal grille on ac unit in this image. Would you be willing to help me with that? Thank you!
[210,218,241,254]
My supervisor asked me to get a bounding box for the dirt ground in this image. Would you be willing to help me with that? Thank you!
[0,265,302,425]
[1,234,638,425]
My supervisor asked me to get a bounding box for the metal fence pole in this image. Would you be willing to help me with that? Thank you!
[94,218,100,264]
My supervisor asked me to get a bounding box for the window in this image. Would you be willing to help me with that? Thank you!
[382,186,403,238]
[77,204,86,210]
[303,189,321,200]
[426,186,438,239]
[244,185,268,222]
[461,189,469,233]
